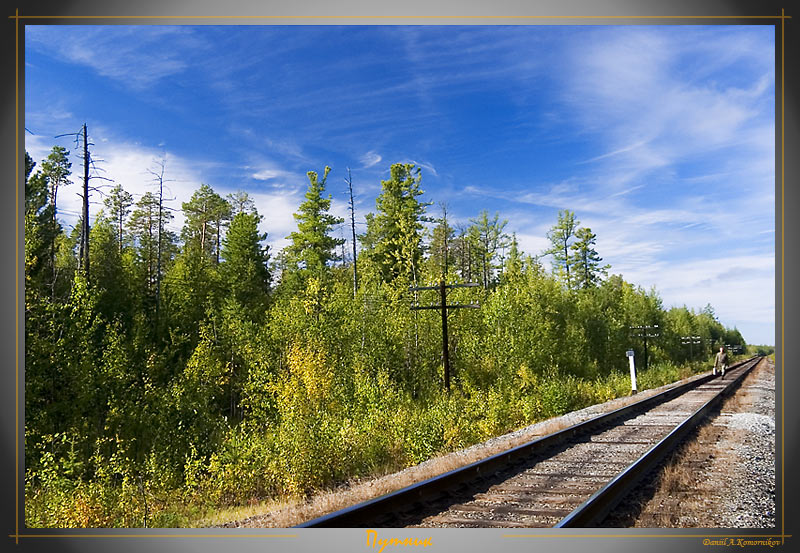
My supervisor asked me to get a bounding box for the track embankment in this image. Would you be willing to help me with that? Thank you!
[604,356,776,528]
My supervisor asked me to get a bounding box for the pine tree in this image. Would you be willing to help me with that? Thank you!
[181,184,230,263]
[570,227,607,289]
[227,190,257,217]
[25,153,54,291]
[221,211,271,315]
[360,163,430,285]
[503,232,523,282]
[89,214,130,321]
[468,210,509,288]
[545,209,579,288]
[285,166,344,279]
[39,146,72,291]
[427,203,455,279]
[104,184,134,254]
[130,192,161,299]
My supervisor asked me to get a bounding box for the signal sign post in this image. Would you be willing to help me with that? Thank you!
[410,280,480,390]
[626,349,637,394]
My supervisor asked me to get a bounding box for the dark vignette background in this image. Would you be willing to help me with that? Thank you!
[1,1,795,552]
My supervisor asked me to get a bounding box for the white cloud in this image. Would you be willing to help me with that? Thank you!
[248,190,302,253]
[252,166,294,183]
[24,133,56,171]
[360,150,382,168]
[59,139,207,233]
[623,253,775,345]
[514,232,551,260]
[39,136,320,258]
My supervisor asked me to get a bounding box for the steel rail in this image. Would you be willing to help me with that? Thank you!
[296,357,758,528]
[555,356,762,527]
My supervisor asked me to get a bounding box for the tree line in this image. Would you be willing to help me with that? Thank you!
[24,147,746,527]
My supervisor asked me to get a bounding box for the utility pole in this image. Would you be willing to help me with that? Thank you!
[345,168,358,298]
[680,335,701,360]
[410,281,480,390]
[630,324,659,371]
[440,203,450,278]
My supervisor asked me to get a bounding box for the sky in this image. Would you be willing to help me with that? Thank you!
[24,25,775,345]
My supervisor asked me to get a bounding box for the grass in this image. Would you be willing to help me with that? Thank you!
[199,364,712,528]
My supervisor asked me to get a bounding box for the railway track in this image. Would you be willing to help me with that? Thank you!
[297,357,762,528]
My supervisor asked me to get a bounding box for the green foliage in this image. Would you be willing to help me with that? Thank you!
[24,152,752,527]
[40,146,72,216]
[284,166,344,282]
[426,203,455,279]
[361,163,430,286]
[545,209,579,287]
[220,211,270,316]
[571,227,607,289]
[750,344,774,356]
[182,184,231,263]
[104,184,134,253]
[467,210,509,289]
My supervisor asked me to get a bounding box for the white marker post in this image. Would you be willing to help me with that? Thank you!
[626,349,637,394]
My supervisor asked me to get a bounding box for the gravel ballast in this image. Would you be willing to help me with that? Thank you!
[605,358,776,528]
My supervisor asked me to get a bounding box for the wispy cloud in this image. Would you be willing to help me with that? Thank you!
[250,162,298,185]
[579,140,649,164]
[27,26,201,90]
[560,27,773,181]
[24,25,775,344]
[247,189,302,253]
[360,150,382,168]
[407,159,438,177]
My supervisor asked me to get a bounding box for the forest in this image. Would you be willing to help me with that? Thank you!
[24,145,746,527]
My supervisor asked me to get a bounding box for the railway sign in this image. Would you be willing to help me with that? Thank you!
[626,350,637,394]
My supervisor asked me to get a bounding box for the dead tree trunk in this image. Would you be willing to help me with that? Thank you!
[346,168,358,298]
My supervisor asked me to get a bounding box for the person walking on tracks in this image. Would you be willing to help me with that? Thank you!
[714,346,728,378]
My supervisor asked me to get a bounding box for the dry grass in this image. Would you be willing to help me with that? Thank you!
[626,358,768,527]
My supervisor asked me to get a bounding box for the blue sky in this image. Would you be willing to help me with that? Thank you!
[24,25,775,345]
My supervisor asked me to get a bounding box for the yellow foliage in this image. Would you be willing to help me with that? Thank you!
[279,341,335,410]
[302,277,323,316]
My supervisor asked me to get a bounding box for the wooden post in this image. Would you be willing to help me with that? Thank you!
[440,279,450,390]
[410,281,479,391]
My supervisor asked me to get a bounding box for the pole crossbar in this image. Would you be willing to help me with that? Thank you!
[409,282,481,292]
[630,324,660,371]
[410,280,480,390]
[410,304,479,310]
